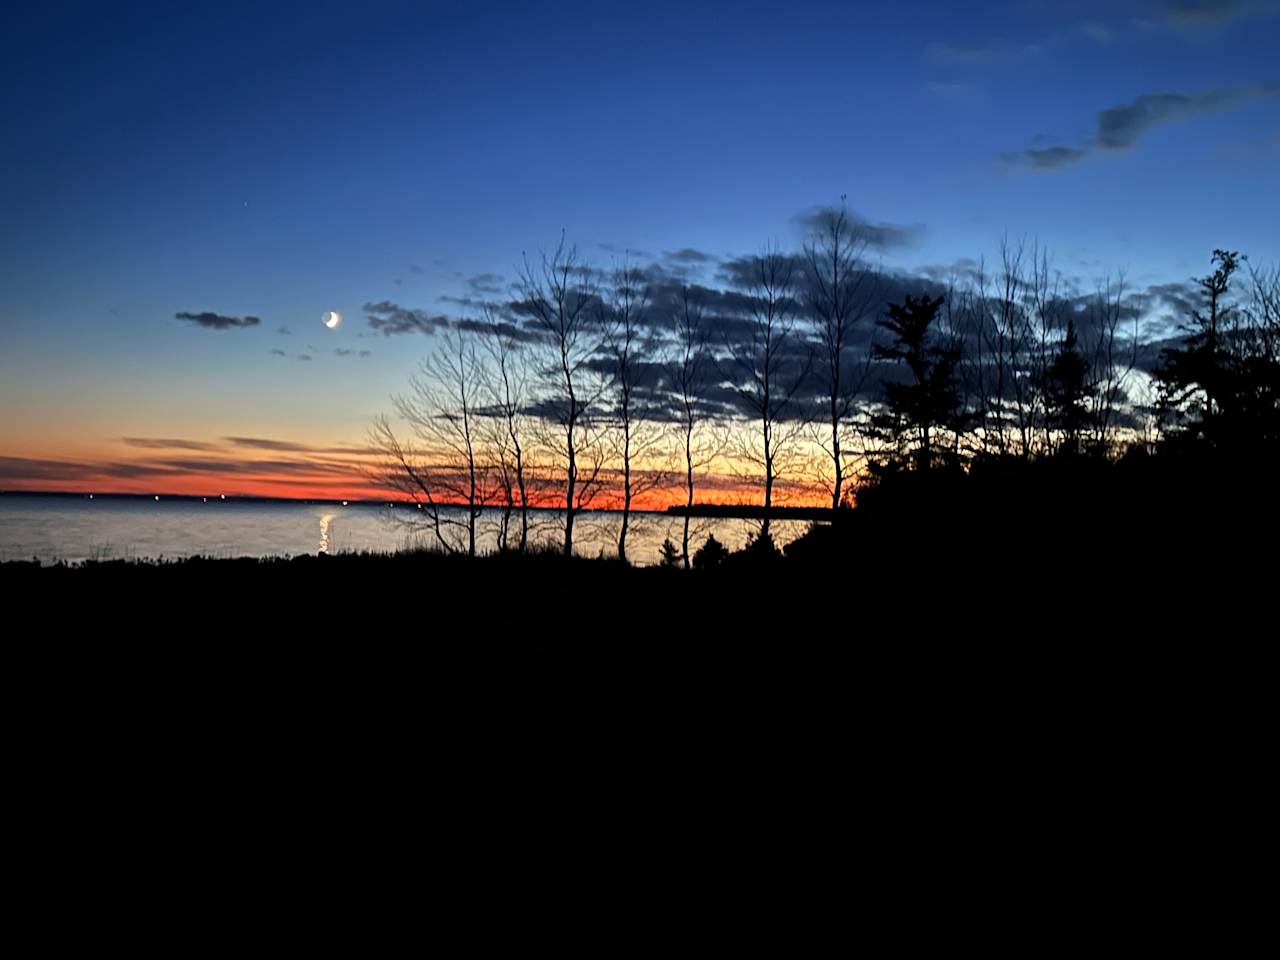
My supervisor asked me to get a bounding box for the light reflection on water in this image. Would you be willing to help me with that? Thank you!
[0,496,811,566]
[318,513,334,554]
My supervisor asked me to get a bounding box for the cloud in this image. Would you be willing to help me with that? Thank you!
[224,437,311,452]
[926,40,1018,62]
[175,311,261,330]
[364,300,450,336]
[1097,89,1241,148]
[270,348,288,357]
[334,348,372,357]
[467,272,506,295]
[598,242,655,258]
[277,325,292,335]
[452,316,545,345]
[791,207,926,251]
[121,438,222,451]
[0,455,173,482]
[297,354,312,361]
[223,437,381,456]
[1004,84,1280,170]
[1077,20,1117,44]
[1008,145,1093,170]
[664,248,719,265]
[1159,0,1280,33]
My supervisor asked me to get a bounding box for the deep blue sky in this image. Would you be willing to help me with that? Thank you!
[2,0,1277,473]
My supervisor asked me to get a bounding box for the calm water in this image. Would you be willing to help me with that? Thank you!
[0,495,808,566]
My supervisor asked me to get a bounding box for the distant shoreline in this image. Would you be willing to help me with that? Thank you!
[0,489,830,521]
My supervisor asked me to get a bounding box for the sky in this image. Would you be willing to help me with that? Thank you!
[2,0,1278,501]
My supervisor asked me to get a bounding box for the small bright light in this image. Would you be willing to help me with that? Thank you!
[323,310,342,330]
[154,495,160,501]
[220,494,226,500]
[342,500,348,506]
[88,494,94,500]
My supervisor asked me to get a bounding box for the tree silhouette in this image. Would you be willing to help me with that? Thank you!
[873,293,962,470]
[1154,250,1240,449]
[723,247,811,541]
[516,238,611,556]
[1043,319,1094,456]
[371,329,492,556]
[692,534,729,569]
[602,259,666,563]
[658,537,681,568]
[802,200,878,508]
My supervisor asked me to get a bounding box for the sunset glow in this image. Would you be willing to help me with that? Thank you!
[3,1,1276,538]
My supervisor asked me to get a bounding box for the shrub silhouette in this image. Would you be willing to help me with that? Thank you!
[692,534,729,569]
[658,537,682,568]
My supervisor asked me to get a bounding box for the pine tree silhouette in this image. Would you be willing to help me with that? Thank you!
[873,293,962,470]
[1044,320,1094,456]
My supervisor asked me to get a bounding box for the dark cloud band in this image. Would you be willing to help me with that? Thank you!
[175,311,261,330]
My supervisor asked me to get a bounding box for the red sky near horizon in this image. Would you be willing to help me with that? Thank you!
[0,436,832,510]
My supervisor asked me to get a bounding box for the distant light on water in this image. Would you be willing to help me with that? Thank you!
[154,495,160,501]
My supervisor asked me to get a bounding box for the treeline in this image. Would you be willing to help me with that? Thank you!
[371,206,1280,566]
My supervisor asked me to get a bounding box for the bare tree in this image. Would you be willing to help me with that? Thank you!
[603,259,666,563]
[1248,260,1279,356]
[723,246,811,542]
[1084,272,1138,454]
[1025,244,1064,455]
[480,305,531,552]
[371,329,490,556]
[671,283,723,567]
[517,238,610,557]
[967,239,1032,456]
[802,200,878,507]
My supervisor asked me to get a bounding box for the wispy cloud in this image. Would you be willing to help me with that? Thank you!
[467,273,506,295]
[926,40,1030,63]
[791,206,925,250]
[223,437,380,456]
[364,300,450,336]
[1159,0,1280,34]
[1076,19,1117,44]
[1004,84,1280,170]
[121,437,222,451]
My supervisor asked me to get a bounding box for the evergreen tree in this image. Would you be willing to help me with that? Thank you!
[1043,319,1094,456]
[873,293,962,470]
[1154,250,1240,449]
[1154,248,1280,456]
[692,535,729,569]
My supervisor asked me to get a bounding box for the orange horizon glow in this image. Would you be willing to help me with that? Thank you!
[2,456,834,509]
[5,475,834,510]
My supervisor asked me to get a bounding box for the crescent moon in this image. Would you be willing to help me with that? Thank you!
[323,310,342,329]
